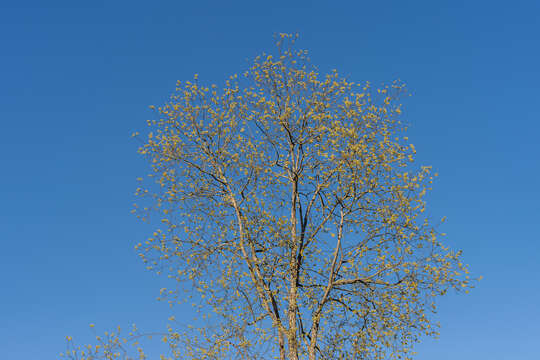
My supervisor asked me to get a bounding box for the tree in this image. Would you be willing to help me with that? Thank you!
[64,34,473,360]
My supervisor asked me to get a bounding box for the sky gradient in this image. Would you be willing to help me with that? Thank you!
[1,1,539,359]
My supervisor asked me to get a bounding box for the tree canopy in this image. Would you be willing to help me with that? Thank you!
[64,34,473,360]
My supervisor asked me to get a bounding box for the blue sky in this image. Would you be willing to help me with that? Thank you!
[1,1,539,359]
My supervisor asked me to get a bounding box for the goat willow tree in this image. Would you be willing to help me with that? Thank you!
[66,34,473,360]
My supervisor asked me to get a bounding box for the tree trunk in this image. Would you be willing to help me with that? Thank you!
[288,164,300,360]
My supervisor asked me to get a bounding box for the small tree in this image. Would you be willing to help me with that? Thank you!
[65,34,473,360]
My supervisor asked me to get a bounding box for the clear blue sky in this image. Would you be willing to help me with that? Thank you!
[1,1,538,359]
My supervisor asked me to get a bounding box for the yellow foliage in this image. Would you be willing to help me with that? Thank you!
[63,34,473,360]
